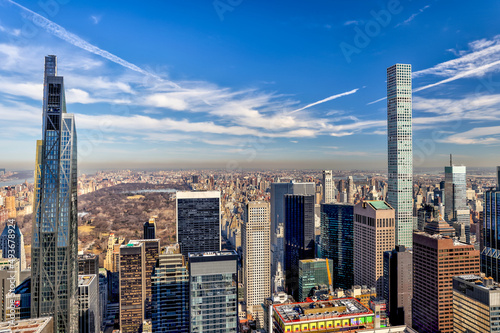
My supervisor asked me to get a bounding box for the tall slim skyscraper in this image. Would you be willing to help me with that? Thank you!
[445,163,469,242]
[176,191,221,258]
[481,166,500,281]
[319,203,354,290]
[284,194,315,298]
[387,63,413,247]
[31,55,78,333]
[143,217,157,240]
[189,251,238,333]
[354,201,395,295]
[77,275,99,333]
[412,232,480,333]
[0,221,26,270]
[242,201,271,323]
[322,170,335,203]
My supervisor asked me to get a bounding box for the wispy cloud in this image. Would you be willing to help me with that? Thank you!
[395,5,430,28]
[344,20,360,26]
[289,88,358,114]
[90,15,101,25]
[438,126,500,145]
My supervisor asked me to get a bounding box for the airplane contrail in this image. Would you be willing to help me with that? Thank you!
[289,88,359,114]
[7,0,180,89]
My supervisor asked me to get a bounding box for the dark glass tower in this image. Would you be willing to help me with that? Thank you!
[319,203,354,290]
[284,194,315,298]
[176,191,221,257]
[143,217,156,239]
[481,167,500,281]
[0,221,26,269]
[31,55,78,333]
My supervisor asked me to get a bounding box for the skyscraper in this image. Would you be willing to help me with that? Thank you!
[151,245,189,333]
[383,245,412,326]
[284,194,315,298]
[412,232,480,333]
[387,63,413,247]
[353,201,395,295]
[319,203,354,290]
[119,242,146,333]
[176,191,221,258]
[298,258,333,302]
[189,251,238,333]
[77,275,99,333]
[242,201,271,324]
[322,170,335,203]
[78,254,99,275]
[0,221,26,270]
[31,55,78,333]
[347,176,355,204]
[481,166,500,281]
[143,217,157,240]
[445,163,470,242]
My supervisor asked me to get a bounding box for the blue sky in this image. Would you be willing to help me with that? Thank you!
[1,0,500,170]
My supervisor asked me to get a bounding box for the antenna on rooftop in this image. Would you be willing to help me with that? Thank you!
[450,154,452,167]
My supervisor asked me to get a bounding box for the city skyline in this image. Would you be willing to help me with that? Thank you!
[1,1,500,170]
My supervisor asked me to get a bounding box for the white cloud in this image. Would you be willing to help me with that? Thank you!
[439,126,500,145]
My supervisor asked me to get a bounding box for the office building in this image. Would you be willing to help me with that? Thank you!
[369,297,389,329]
[481,166,500,281]
[416,204,439,231]
[412,232,480,333]
[78,253,99,275]
[104,233,125,273]
[151,244,189,333]
[347,176,355,204]
[176,191,221,258]
[298,258,333,302]
[383,245,412,326]
[78,275,99,333]
[31,55,78,332]
[320,203,354,290]
[5,276,31,321]
[445,163,470,242]
[271,298,375,332]
[143,217,157,240]
[322,170,335,203]
[129,239,160,319]
[284,194,315,298]
[271,182,315,280]
[189,251,238,333]
[453,275,500,332]
[242,201,271,324]
[4,197,15,219]
[0,221,26,270]
[0,317,53,333]
[0,258,19,322]
[387,63,413,247]
[119,242,146,333]
[354,201,395,295]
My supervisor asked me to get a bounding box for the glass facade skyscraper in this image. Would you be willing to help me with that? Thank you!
[319,203,354,290]
[387,63,413,247]
[189,251,238,333]
[298,258,333,302]
[481,169,500,281]
[284,194,315,298]
[176,191,221,258]
[31,55,78,333]
[445,165,470,242]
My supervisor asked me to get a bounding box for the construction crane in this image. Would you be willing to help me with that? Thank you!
[325,259,333,294]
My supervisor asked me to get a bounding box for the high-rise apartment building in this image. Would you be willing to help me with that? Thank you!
[143,217,156,240]
[412,232,480,333]
[354,201,395,295]
[347,176,355,204]
[0,221,26,270]
[189,251,238,333]
[383,245,412,326]
[284,194,315,298]
[31,55,79,333]
[453,275,500,332]
[119,242,146,333]
[481,166,500,281]
[298,258,333,302]
[78,254,99,275]
[387,63,413,247]
[78,275,99,333]
[242,201,271,322]
[322,170,335,203]
[176,191,221,258]
[319,203,354,290]
[151,244,189,333]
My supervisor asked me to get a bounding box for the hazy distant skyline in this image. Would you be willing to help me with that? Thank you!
[1,0,500,170]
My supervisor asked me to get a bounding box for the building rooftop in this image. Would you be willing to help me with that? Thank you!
[0,317,53,332]
[365,201,393,210]
[78,253,97,260]
[273,298,372,324]
[176,190,220,199]
[454,275,500,291]
[78,274,96,287]
[188,250,237,258]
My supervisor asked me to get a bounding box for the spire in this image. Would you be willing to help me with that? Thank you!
[450,154,453,167]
